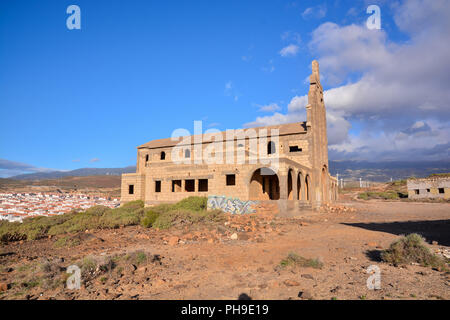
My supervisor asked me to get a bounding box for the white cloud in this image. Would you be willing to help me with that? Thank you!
[224,81,240,101]
[90,158,100,163]
[281,31,301,44]
[257,103,281,112]
[0,159,57,178]
[302,5,327,20]
[279,44,299,57]
[244,0,450,160]
[244,112,299,128]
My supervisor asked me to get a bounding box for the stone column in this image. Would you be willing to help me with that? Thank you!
[292,171,298,200]
[279,175,288,200]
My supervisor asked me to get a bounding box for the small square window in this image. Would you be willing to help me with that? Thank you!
[198,179,208,192]
[185,179,195,192]
[226,174,236,186]
[128,185,134,195]
[155,181,161,193]
[289,146,302,152]
[438,188,445,194]
[414,189,419,195]
[426,189,430,193]
[172,180,181,192]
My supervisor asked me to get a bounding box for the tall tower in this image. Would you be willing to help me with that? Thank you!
[306,60,329,207]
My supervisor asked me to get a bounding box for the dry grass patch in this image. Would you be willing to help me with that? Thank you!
[280,252,323,269]
[381,233,448,271]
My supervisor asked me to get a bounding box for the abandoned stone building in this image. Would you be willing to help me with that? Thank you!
[121,60,338,209]
[407,176,450,200]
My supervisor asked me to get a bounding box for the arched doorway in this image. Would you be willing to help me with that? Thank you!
[249,168,280,200]
[287,169,294,200]
[297,172,303,200]
[305,174,311,202]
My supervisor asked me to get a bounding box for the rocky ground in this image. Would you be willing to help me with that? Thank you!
[0,199,449,300]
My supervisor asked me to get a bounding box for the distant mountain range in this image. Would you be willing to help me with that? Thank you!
[329,160,450,182]
[10,166,137,180]
[8,160,450,182]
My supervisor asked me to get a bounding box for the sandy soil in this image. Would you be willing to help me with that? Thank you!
[0,200,449,300]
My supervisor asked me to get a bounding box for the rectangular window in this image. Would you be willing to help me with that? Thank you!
[438,188,445,194]
[414,189,419,195]
[198,179,208,192]
[155,180,161,193]
[172,180,181,192]
[226,174,236,186]
[426,189,430,193]
[128,185,134,195]
[289,146,302,152]
[185,179,195,192]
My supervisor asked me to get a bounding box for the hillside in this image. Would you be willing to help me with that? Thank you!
[0,175,122,197]
[10,166,136,180]
[329,160,450,182]
[6,160,450,183]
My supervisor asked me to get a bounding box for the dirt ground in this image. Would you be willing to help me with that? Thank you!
[0,199,449,300]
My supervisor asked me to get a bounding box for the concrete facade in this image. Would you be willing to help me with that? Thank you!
[121,61,338,209]
[407,176,450,200]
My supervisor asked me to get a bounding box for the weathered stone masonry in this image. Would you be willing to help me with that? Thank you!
[407,176,450,200]
[121,61,338,209]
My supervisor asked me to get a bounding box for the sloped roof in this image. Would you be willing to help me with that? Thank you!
[138,121,307,149]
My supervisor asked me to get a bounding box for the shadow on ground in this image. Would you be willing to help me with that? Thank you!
[342,219,450,247]
[365,249,383,262]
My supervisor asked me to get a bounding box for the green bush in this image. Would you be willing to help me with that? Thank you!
[153,208,223,230]
[141,197,219,229]
[0,201,145,243]
[381,234,447,270]
[97,207,145,229]
[280,252,323,269]
[358,191,400,200]
[140,209,160,228]
[0,198,223,242]
[172,196,207,211]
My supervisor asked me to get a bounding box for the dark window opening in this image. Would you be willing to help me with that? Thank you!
[128,185,134,195]
[198,179,208,192]
[185,149,191,158]
[160,151,166,160]
[267,141,276,155]
[172,180,181,192]
[155,181,161,193]
[414,189,419,195]
[226,174,236,186]
[145,154,149,162]
[439,188,445,194]
[289,146,302,152]
[427,188,430,193]
[185,179,195,192]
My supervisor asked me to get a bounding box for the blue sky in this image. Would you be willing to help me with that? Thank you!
[0,0,449,177]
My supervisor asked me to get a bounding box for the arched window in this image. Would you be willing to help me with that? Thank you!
[160,151,166,160]
[267,141,276,155]
[185,149,191,158]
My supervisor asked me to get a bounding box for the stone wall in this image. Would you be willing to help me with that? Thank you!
[407,177,450,199]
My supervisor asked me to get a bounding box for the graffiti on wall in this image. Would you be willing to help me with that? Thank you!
[207,195,258,214]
